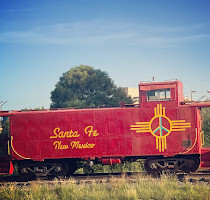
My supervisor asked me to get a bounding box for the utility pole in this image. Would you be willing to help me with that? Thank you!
[190,90,196,101]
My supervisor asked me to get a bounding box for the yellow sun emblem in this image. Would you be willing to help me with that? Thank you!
[130,104,191,152]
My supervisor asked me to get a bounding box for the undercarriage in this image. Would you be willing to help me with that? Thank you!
[144,156,200,175]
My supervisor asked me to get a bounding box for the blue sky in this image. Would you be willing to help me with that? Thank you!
[0,0,210,110]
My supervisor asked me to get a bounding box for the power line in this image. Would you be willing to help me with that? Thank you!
[0,101,7,111]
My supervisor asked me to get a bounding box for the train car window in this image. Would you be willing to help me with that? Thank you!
[147,88,171,101]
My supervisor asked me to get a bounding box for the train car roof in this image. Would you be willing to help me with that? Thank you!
[139,80,182,91]
[0,106,135,117]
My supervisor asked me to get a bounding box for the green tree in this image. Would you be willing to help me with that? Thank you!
[0,117,9,156]
[202,107,210,146]
[50,65,133,108]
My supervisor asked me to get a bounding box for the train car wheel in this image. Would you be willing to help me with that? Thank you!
[181,156,200,173]
[144,158,162,175]
[51,161,69,178]
[18,163,35,181]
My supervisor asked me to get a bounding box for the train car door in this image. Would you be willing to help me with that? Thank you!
[0,117,13,175]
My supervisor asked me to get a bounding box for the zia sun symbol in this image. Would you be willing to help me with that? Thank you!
[130,104,191,152]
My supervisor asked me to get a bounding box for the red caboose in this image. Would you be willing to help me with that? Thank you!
[0,80,210,178]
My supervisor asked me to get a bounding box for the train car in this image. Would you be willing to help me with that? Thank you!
[0,80,210,178]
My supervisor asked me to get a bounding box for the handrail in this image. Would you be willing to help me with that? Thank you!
[180,101,210,108]
[200,131,205,146]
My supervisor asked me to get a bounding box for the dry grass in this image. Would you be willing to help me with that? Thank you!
[0,175,209,200]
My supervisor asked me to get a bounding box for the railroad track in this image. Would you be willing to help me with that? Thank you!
[0,171,210,187]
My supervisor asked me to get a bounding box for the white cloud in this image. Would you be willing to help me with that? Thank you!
[132,33,210,48]
[0,19,209,48]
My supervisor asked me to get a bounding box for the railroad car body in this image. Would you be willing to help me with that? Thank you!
[0,80,210,178]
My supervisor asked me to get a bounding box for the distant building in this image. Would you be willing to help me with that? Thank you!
[121,87,139,103]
